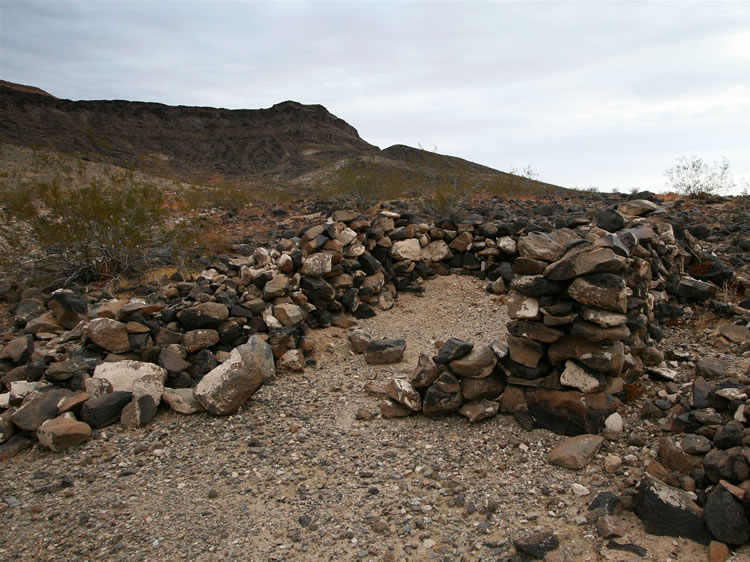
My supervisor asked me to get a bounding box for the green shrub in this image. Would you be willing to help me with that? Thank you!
[420,178,467,218]
[1,164,195,287]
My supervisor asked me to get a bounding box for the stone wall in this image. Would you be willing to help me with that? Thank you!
[0,199,729,451]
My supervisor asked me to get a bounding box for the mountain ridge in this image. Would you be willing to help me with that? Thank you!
[0,81,561,194]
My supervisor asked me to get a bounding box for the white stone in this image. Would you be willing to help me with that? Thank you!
[391,239,423,261]
[336,227,357,246]
[9,381,46,403]
[560,360,602,393]
[421,240,451,262]
[603,412,624,440]
[572,483,590,496]
[300,253,333,277]
[193,337,273,415]
[162,388,203,414]
[92,361,167,393]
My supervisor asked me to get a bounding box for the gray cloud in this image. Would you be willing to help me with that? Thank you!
[2,0,749,192]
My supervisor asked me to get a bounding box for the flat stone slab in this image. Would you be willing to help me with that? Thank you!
[547,434,605,469]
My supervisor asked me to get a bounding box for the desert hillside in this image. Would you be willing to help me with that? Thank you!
[0,81,560,195]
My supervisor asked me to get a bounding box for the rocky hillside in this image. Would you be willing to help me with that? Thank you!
[0,81,560,194]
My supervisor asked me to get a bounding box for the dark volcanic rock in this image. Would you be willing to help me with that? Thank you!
[704,485,749,545]
[688,259,734,286]
[422,371,463,415]
[526,389,617,435]
[513,530,560,559]
[703,447,750,484]
[433,338,473,364]
[79,391,133,429]
[10,388,73,432]
[364,339,406,365]
[595,208,627,232]
[634,474,711,545]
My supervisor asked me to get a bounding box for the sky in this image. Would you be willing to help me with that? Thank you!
[1,0,749,193]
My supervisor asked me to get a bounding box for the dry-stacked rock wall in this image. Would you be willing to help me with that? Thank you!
[0,199,731,453]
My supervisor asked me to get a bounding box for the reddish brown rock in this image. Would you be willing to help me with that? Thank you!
[547,434,605,469]
[36,416,92,451]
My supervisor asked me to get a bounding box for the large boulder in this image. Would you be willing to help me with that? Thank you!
[193,338,272,415]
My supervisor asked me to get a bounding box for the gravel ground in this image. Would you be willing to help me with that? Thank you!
[0,275,745,561]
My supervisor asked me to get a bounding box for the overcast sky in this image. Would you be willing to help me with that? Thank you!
[2,1,749,193]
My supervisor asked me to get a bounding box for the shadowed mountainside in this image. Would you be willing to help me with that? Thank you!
[0,81,562,193]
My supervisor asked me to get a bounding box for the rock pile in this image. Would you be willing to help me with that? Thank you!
[0,201,740,455]
[372,200,733,433]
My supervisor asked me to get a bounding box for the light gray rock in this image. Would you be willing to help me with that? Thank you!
[391,239,422,261]
[421,240,452,262]
[448,344,498,378]
[193,341,269,416]
[278,349,305,372]
[92,361,167,393]
[560,360,606,393]
[518,232,565,262]
[580,307,628,328]
[300,253,334,277]
[162,388,203,414]
[274,303,305,327]
[84,377,113,400]
[348,329,371,354]
[507,291,540,320]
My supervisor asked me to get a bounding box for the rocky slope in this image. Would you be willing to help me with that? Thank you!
[0,81,560,194]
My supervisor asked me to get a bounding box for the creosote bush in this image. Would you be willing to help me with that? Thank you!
[1,163,196,287]
[665,156,734,198]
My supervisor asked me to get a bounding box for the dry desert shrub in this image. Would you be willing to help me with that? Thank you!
[0,156,197,287]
